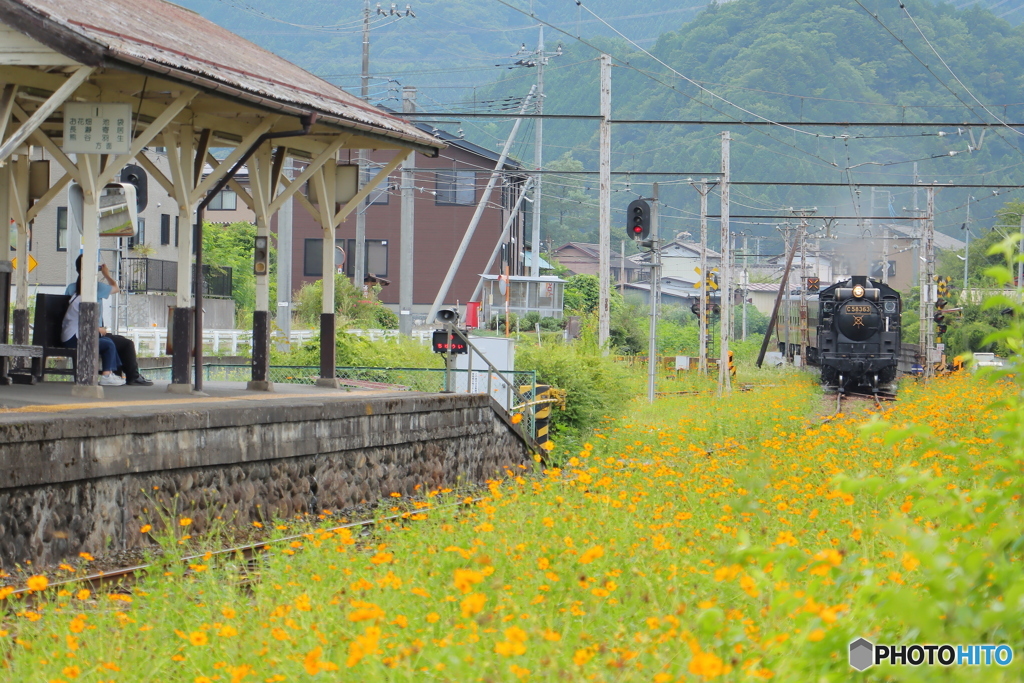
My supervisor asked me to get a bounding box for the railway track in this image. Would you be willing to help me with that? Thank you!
[8,497,482,600]
[825,388,896,420]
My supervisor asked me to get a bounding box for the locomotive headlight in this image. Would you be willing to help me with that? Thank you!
[852,284,865,299]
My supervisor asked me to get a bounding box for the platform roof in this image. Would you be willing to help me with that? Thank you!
[0,0,443,155]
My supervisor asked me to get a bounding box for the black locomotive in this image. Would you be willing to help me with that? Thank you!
[816,276,901,391]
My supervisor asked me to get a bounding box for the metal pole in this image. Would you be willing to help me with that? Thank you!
[598,54,612,352]
[882,226,889,285]
[962,199,970,293]
[1018,214,1023,291]
[697,180,709,374]
[755,222,804,368]
[799,227,807,359]
[427,87,536,324]
[399,149,415,337]
[742,234,748,341]
[530,26,544,279]
[469,177,534,303]
[354,0,371,291]
[718,131,731,395]
[647,183,659,404]
[923,188,936,379]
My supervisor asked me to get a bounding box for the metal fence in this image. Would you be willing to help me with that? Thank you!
[120,258,232,299]
[141,364,538,438]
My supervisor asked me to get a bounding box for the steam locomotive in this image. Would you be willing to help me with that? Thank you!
[778,275,902,392]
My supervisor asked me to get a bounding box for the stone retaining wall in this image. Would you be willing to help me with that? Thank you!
[0,393,533,567]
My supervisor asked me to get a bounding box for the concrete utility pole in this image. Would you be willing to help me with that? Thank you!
[399,87,417,336]
[692,179,716,375]
[962,197,971,293]
[799,228,808,358]
[1018,214,1023,293]
[426,86,536,324]
[920,187,936,379]
[718,131,731,396]
[647,183,660,404]
[598,54,612,352]
[531,27,544,278]
[354,0,371,292]
[882,226,890,285]
[742,233,748,341]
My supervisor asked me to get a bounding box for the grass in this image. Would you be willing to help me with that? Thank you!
[1,368,1021,682]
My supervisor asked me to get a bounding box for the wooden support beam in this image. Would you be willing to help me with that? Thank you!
[190,116,278,203]
[266,134,350,216]
[135,150,175,197]
[0,66,93,164]
[204,151,254,210]
[25,172,70,222]
[333,152,408,225]
[0,85,17,145]
[11,103,80,183]
[96,90,197,188]
[194,128,212,185]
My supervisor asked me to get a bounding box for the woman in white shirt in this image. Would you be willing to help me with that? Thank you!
[61,264,125,387]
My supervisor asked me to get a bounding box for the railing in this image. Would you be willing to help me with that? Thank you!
[119,328,437,357]
[120,258,233,299]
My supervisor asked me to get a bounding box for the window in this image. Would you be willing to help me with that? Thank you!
[365,168,390,205]
[304,238,347,277]
[435,170,476,205]
[343,239,388,278]
[208,189,237,211]
[174,216,179,247]
[56,207,67,251]
[160,214,171,245]
[128,217,146,250]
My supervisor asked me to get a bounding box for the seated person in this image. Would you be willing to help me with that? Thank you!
[61,273,124,387]
[66,255,153,386]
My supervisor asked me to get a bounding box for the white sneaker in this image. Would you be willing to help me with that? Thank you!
[99,374,126,386]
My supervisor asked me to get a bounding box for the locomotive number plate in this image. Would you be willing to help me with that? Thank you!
[845,305,873,313]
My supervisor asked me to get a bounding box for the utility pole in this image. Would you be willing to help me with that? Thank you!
[962,197,971,293]
[426,87,536,324]
[799,226,808,360]
[1018,214,1023,292]
[530,27,545,278]
[882,226,889,285]
[718,131,731,396]
[691,179,716,375]
[400,86,417,336]
[355,0,371,291]
[647,182,660,404]
[598,54,611,352]
[920,187,936,379]
[741,233,748,341]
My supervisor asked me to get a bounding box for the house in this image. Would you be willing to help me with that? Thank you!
[628,234,723,284]
[287,125,528,320]
[550,242,641,283]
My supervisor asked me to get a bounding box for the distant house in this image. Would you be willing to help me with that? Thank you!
[287,126,528,317]
[550,242,640,283]
[627,234,722,283]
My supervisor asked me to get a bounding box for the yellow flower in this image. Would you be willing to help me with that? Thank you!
[573,648,594,666]
[808,629,825,642]
[426,612,440,623]
[578,545,604,565]
[75,589,90,601]
[542,630,561,641]
[902,553,920,572]
[460,592,487,618]
[453,568,484,593]
[79,553,94,562]
[179,518,192,527]
[140,524,152,534]
[188,631,208,646]
[26,575,48,592]
[739,574,760,598]
[688,651,726,678]
[218,625,238,637]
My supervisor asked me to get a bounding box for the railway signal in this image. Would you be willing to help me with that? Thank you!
[934,299,948,338]
[627,199,651,241]
[253,236,269,275]
[806,277,819,292]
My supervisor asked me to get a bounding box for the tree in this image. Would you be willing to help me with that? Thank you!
[202,221,275,327]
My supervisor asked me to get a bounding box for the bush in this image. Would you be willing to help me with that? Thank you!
[373,306,399,330]
[490,312,519,332]
[516,338,642,437]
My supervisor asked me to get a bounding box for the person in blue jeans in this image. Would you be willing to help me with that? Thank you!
[61,263,124,386]
[64,255,153,386]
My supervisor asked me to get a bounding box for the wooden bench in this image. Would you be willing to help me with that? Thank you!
[0,294,77,384]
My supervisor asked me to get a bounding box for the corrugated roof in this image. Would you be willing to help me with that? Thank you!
[1,0,443,152]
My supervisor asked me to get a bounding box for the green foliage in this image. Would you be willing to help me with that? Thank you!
[516,339,643,436]
[202,221,275,325]
[271,331,441,369]
[292,274,395,330]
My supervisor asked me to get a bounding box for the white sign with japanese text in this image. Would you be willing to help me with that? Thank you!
[62,103,132,154]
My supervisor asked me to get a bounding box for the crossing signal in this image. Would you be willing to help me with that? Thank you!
[935,275,950,298]
[253,235,269,275]
[806,277,820,292]
[627,199,650,241]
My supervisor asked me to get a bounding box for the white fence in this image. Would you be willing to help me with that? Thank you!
[124,328,432,357]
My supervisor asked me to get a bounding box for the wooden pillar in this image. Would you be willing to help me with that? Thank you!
[11,156,29,345]
[247,144,273,391]
[313,162,339,388]
[166,126,195,392]
[0,163,11,350]
[73,154,101,398]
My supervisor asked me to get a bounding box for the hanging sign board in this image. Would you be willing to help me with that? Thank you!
[62,103,132,154]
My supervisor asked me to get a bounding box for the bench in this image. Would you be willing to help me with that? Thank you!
[0,294,77,384]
